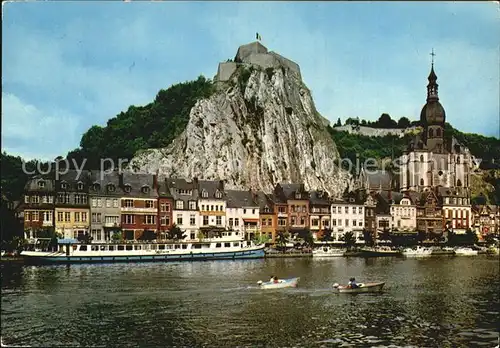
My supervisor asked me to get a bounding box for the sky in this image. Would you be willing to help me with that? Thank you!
[2,1,499,161]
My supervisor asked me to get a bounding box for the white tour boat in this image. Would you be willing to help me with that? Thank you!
[402,246,433,257]
[454,247,478,256]
[312,246,345,257]
[20,231,265,264]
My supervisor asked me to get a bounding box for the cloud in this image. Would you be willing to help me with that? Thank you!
[1,92,80,161]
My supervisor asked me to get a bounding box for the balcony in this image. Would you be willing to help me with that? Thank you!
[104,222,120,228]
[120,207,156,213]
[277,212,287,217]
[42,220,53,227]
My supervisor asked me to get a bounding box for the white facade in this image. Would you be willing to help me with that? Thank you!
[442,196,472,233]
[226,206,260,236]
[331,203,365,241]
[172,209,200,240]
[198,197,227,228]
[390,197,417,232]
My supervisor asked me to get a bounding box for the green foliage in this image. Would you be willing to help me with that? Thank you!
[276,231,289,251]
[319,228,333,242]
[167,224,185,240]
[341,231,356,250]
[253,233,270,245]
[67,76,215,169]
[362,229,374,247]
[111,231,123,242]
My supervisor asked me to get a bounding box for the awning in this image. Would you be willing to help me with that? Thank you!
[57,238,78,244]
[243,218,259,223]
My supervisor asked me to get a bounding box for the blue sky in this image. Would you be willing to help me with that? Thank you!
[2,1,499,161]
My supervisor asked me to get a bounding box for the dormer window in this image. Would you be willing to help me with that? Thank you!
[349,198,355,203]
[61,181,68,190]
[124,184,132,193]
[37,181,46,188]
[77,182,84,191]
[142,186,150,194]
[295,192,301,199]
[202,190,208,198]
[215,190,222,199]
[107,183,115,192]
[264,206,271,213]
[92,182,101,191]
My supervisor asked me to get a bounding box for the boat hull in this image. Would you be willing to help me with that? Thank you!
[334,282,385,293]
[21,248,265,265]
[259,277,299,289]
[359,249,401,257]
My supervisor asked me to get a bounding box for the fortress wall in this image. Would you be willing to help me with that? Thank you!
[216,62,238,82]
[269,52,301,78]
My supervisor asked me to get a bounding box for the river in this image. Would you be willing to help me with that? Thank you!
[1,256,499,347]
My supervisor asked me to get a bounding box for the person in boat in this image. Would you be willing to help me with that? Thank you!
[273,276,279,284]
[270,275,275,282]
[348,277,358,289]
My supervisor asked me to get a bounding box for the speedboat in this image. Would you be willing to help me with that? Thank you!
[257,277,300,289]
[402,246,432,257]
[454,247,478,256]
[332,281,385,293]
[312,246,344,257]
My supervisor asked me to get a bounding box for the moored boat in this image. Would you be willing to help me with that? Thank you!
[257,277,299,289]
[20,231,265,264]
[454,247,478,256]
[333,281,385,293]
[359,247,401,257]
[402,246,433,257]
[312,246,344,257]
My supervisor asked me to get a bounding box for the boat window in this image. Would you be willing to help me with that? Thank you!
[216,243,222,248]
[134,245,141,250]
[151,245,157,250]
[166,245,173,250]
[174,244,180,249]
[224,242,231,248]
[202,244,210,248]
[233,242,239,247]
[117,245,125,251]
[182,244,187,249]
[158,245,165,250]
[126,245,133,251]
[193,244,202,249]
[100,246,106,251]
[91,246,99,251]
[108,246,115,251]
[80,245,87,251]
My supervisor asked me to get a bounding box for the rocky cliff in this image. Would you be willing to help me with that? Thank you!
[129,42,350,196]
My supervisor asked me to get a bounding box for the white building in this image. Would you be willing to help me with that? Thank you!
[225,190,260,239]
[331,197,365,242]
[390,194,417,232]
[438,187,471,233]
[198,180,227,232]
[166,178,200,240]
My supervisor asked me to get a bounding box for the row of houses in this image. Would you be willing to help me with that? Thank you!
[19,170,499,243]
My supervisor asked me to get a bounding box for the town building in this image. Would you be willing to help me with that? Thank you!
[274,183,310,238]
[165,178,199,240]
[225,190,260,240]
[54,170,90,239]
[438,187,471,233]
[157,179,174,240]
[471,205,499,238]
[390,193,417,232]
[198,180,226,237]
[308,190,331,239]
[119,172,158,240]
[88,170,122,242]
[412,190,443,235]
[331,190,365,242]
[23,176,55,239]
[257,192,275,242]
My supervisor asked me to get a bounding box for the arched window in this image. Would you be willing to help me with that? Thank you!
[456,156,460,164]
[420,178,424,186]
[420,155,424,162]
[436,128,441,137]
[457,179,462,187]
[429,128,434,138]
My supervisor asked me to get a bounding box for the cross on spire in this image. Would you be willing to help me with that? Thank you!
[430,48,436,67]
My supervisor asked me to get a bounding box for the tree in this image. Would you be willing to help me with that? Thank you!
[335,118,342,127]
[376,113,397,128]
[362,229,374,247]
[465,229,478,245]
[397,117,411,129]
[319,228,333,242]
[111,231,123,242]
[138,230,157,241]
[417,230,427,245]
[276,231,289,252]
[167,224,185,240]
[297,229,314,247]
[378,229,392,243]
[77,232,93,244]
[341,231,356,250]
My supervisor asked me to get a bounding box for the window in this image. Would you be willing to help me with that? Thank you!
[267,218,272,226]
[145,215,156,225]
[177,214,183,225]
[323,219,329,227]
[75,195,82,204]
[261,218,266,226]
[437,128,441,137]
[81,212,87,222]
[107,184,115,192]
[43,211,52,222]
[160,216,168,226]
[264,206,271,213]
[216,216,222,226]
[92,213,102,223]
[38,181,46,188]
[58,212,63,222]
[190,215,196,226]
[300,217,305,225]
[65,212,71,222]
[202,190,208,198]
[93,183,100,191]
[176,201,184,210]
[332,219,336,226]
[42,196,48,204]
[92,198,97,207]
[243,209,247,214]
[312,219,319,226]
[229,218,233,226]
[124,215,134,224]
[358,207,363,214]
[215,205,219,211]
[61,182,68,189]
[203,216,209,226]
[352,220,356,227]
[429,129,434,138]
[97,198,102,207]
[31,196,40,204]
[278,218,286,226]
[113,199,118,208]
[345,206,349,214]
[77,182,84,190]
[420,155,424,162]
[124,185,131,193]
[75,212,80,222]
[420,178,424,186]
[211,205,214,211]
[142,186,150,194]
[215,191,222,199]
[189,201,196,210]
[252,209,255,214]
[201,204,205,211]
[295,192,301,199]
[25,195,30,203]
[105,215,119,225]
[338,219,342,226]
[234,218,239,226]
[291,217,296,225]
[106,199,111,208]
[278,206,286,213]
[302,206,306,213]
[160,203,169,212]
[124,199,133,208]
[145,200,154,208]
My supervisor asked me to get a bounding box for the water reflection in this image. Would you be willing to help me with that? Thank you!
[1,257,498,347]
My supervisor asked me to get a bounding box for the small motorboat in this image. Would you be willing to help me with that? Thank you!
[359,247,401,257]
[257,277,300,289]
[332,281,385,293]
[402,246,433,257]
[454,247,478,256]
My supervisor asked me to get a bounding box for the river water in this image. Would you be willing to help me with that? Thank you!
[1,256,499,347]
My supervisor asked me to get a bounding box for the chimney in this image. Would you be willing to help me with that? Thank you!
[153,173,158,190]
[119,173,124,188]
[193,177,199,188]
[219,180,224,190]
